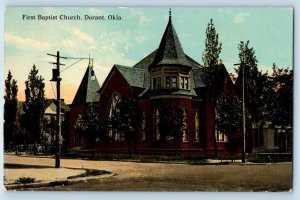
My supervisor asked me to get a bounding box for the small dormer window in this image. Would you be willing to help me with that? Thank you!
[180,76,189,90]
[165,76,177,88]
[171,76,177,88]
[152,77,161,89]
[165,77,170,88]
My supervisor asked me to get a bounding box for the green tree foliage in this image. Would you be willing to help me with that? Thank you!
[4,70,20,150]
[216,94,242,158]
[75,103,105,156]
[235,41,266,137]
[23,65,46,155]
[158,107,182,141]
[268,64,293,128]
[202,19,225,108]
[202,19,224,158]
[109,97,142,157]
[202,19,222,68]
[236,41,293,152]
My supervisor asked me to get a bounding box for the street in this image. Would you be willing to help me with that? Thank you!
[4,154,292,191]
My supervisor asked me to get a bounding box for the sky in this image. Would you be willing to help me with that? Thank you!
[4,7,293,104]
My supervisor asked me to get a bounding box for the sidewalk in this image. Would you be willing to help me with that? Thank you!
[4,154,114,190]
[4,167,85,184]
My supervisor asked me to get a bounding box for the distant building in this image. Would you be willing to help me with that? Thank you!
[44,99,70,122]
[252,125,292,153]
[68,11,236,156]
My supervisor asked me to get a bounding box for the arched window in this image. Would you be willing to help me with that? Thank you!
[215,108,228,142]
[108,93,124,141]
[153,108,160,140]
[108,93,121,119]
[141,112,146,141]
[74,114,83,148]
[195,112,199,142]
[182,108,189,142]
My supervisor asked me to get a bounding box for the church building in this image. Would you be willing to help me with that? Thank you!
[69,11,235,157]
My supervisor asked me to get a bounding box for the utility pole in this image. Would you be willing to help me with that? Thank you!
[241,62,246,163]
[234,62,249,163]
[48,51,64,168]
[47,52,92,168]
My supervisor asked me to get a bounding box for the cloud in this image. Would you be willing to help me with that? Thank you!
[88,8,107,16]
[62,40,77,48]
[73,28,94,43]
[4,33,51,50]
[130,8,151,23]
[233,12,250,24]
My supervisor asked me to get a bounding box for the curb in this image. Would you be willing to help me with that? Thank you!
[4,172,114,190]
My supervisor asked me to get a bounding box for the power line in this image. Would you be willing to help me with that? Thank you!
[47,53,92,60]
[50,81,57,99]
[61,58,84,73]
[62,56,93,60]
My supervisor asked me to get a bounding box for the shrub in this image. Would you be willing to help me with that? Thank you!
[67,169,111,179]
[16,177,36,184]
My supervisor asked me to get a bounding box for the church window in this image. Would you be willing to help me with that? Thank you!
[165,77,170,88]
[195,112,199,142]
[215,108,228,142]
[182,108,189,142]
[152,77,161,89]
[74,114,84,148]
[108,93,121,119]
[171,76,177,88]
[180,76,189,89]
[141,112,146,141]
[108,93,124,142]
[153,108,160,140]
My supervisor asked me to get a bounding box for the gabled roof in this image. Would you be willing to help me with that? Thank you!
[72,64,100,105]
[151,14,191,67]
[45,99,70,113]
[114,65,144,88]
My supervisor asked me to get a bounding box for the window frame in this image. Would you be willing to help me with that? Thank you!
[153,108,160,141]
[182,108,189,143]
[195,112,200,142]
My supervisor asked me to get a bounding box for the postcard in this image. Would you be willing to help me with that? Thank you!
[3,7,293,191]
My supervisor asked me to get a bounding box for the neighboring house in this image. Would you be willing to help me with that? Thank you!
[252,125,292,153]
[44,99,70,122]
[68,11,236,156]
[18,99,70,122]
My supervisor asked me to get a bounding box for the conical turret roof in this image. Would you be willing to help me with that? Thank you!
[151,10,191,67]
[72,62,100,105]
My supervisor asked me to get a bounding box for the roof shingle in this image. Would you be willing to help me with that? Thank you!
[114,65,145,88]
[72,65,100,105]
[151,16,192,67]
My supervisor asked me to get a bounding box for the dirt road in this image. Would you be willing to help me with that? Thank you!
[4,154,292,191]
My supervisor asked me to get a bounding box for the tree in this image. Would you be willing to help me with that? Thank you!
[4,70,20,151]
[268,64,293,127]
[202,19,222,68]
[75,103,105,158]
[235,41,267,153]
[158,107,184,153]
[235,41,262,121]
[267,64,293,152]
[216,94,242,160]
[23,65,46,155]
[202,19,223,158]
[109,97,142,157]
